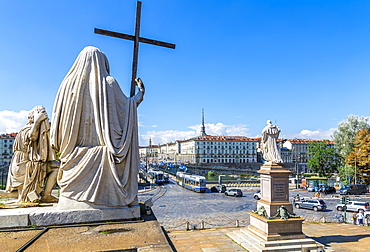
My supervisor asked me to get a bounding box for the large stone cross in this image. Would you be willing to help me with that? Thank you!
[95,1,176,97]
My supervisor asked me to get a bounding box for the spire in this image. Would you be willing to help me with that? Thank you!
[149,138,152,147]
[200,109,207,136]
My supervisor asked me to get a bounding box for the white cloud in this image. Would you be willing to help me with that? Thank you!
[282,128,337,140]
[198,122,250,136]
[140,129,199,146]
[0,110,30,134]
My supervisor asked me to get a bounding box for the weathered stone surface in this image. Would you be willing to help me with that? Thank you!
[0,212,29,228]
[0,202,140,228]
[0,212,173,252]
[29,206,140,226]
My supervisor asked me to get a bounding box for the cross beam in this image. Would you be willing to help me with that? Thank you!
[94,29,176,50]
[94,1,176,97]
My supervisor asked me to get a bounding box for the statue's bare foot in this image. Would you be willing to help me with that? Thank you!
[41,195,59,203]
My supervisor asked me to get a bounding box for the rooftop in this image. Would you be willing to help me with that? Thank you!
[0,133,17,139]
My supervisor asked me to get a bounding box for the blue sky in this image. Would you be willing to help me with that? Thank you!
[1,0,370,145]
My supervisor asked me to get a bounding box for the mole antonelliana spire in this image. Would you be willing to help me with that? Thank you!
[200,109,207,136]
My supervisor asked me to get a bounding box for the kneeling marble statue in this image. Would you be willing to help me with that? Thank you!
[0,106,59,203]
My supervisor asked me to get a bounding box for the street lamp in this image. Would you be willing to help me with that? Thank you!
[355,155,357,184]
[295,161,298,189]
[293,152,303,189]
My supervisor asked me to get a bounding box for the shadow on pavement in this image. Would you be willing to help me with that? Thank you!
[308,234,370,247]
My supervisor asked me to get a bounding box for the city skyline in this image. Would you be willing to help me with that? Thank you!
[1,1,370,145]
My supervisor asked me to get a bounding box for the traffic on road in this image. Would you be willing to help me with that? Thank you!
[138,175,370,230]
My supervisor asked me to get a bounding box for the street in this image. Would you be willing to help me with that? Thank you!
[138,178,360,231]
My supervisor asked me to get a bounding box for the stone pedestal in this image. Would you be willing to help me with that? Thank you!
[249,213,305,241]
[257,163,292,217]
[227,163,324,251]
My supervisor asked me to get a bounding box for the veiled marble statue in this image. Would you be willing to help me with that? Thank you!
[1,106,58,202]
[50,46,145,208]
[261,120,283,164]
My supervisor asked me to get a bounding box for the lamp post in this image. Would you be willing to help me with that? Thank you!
[355,155,357,184]
[295,161,298,189]
[293,152,303,189]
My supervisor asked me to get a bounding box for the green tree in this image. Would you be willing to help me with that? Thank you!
[347,129,370,185]
[308,140,343,177]
[337,164,355,184]
[332,115,370,157]
[332,115,370,183]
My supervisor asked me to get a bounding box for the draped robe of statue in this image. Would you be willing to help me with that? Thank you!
[50,46,143,207]
[6,127,29,193]
[261,120,283,164]
[6,111,55,202]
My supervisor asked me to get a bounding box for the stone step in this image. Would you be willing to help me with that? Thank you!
[227,231,259,252]
[239,228,316,247]
[228,228,324,252]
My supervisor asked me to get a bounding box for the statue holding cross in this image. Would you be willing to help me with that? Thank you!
[51,46,145,209]
[50,1,174,210]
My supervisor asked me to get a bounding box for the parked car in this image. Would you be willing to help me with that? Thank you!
[318,186,336,194]
[211,184,226,193]
[339,184,368,195]
[336,200,369,213]
[294,199,327,211]
[253,190,261,200]
[225,189,243,197]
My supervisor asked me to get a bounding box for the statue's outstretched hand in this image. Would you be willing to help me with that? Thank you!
[135,78,145,93]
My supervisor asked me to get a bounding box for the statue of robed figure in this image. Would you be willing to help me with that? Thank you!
[50,46,145,208]
[261,120,283,164]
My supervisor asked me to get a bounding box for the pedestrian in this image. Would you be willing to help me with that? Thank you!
[294,194,300,202]
[356,211,365,226]
[352,211,358,225]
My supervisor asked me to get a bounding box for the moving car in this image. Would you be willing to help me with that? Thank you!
[225,189,243,197]
[294,199,327,211]
[339,184,368,195]
[253,190,261,200]
[211,184,226,193]
[318,186,336,194]
[336,200,369,213]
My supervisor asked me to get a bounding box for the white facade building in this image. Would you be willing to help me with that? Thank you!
[141,135,260,165]
[0,133,16,167]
